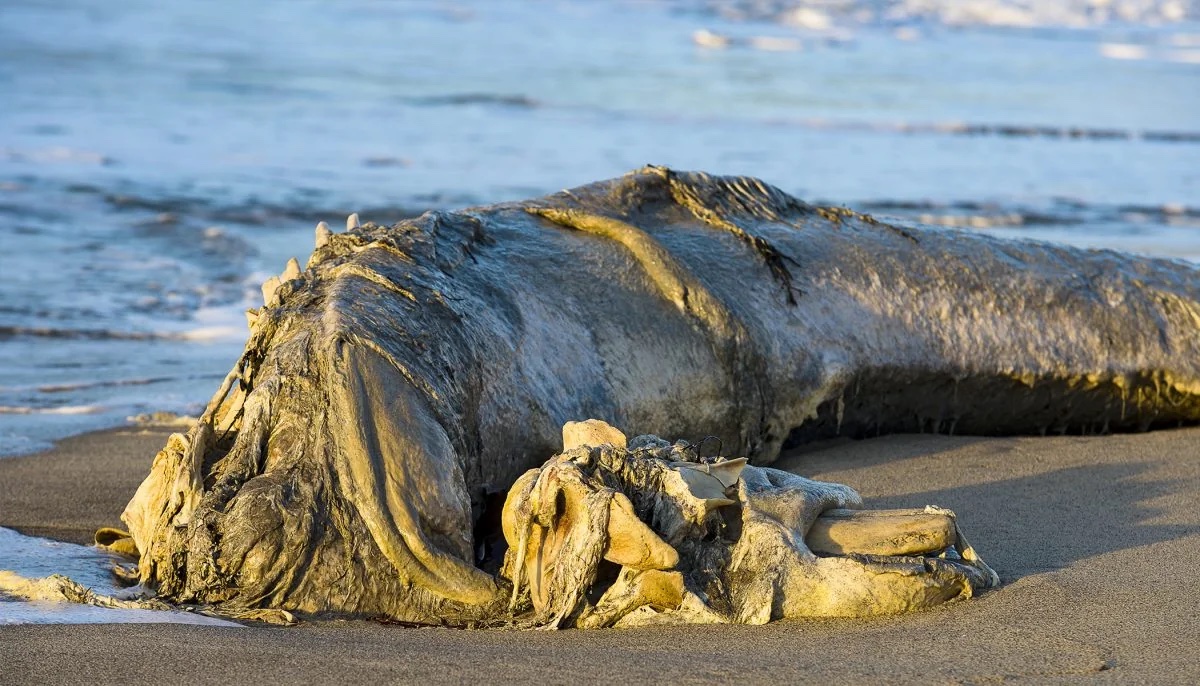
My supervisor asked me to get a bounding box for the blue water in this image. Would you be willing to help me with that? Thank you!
[1,0,1198,455]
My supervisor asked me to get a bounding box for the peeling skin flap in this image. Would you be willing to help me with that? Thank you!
[333,343,498,605]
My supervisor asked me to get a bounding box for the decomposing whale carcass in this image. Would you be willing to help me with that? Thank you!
[26,167,1200,627]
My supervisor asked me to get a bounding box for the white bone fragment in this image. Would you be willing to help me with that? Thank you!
[282,257,301,283]
[672,457,747,488]
[675,467,734,506]
[562,419,627,451]
[314,221,332,248]
[261,275,281,306]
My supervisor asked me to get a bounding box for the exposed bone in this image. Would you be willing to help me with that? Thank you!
[806,508,956,556]
[674,467,735,506]
[952,527,1001,588]
[652,467,737,535]
[614,589,727,628]
[346,212,360,230]
[314,221,333,248]
[673,457,747,488]
[281,257,301,283]
[577,568,686,629]
[601,492,678,570]
[497,435,999,627]
[563,419,628,451]
[500,469,539,556]
[260,275,281,307]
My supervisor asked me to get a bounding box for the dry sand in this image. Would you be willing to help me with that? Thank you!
[1,425,1197,684]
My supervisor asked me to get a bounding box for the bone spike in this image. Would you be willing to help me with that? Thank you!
[261,276,281,306]
[577,568,686,629]
[314,221,332,248]
[282,257,301,282]
[346,213,360,230]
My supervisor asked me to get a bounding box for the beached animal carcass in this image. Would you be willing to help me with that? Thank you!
[114,167,1200,626]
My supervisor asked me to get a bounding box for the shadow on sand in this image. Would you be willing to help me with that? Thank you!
[844,459,1189,579]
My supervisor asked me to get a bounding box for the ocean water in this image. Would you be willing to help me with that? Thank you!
[1,0,1198,456]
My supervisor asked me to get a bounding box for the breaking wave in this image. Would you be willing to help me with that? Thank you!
[854,199,1200,229]
[0,527,238,625]
[681,0,1198,30]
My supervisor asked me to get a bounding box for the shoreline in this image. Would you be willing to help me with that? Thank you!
[0,425,174,545]
[2,425,1199,682]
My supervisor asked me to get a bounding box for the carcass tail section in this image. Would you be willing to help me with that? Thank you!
[551,168,1200,448]
[785,367,1200,446]
[783,232,1200,444]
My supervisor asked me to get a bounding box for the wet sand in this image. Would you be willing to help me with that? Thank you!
[1,426,1198,684]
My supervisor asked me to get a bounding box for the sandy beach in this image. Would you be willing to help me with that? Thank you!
[1,425,1197,684]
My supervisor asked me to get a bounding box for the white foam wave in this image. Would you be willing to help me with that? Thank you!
[0,405,105,416]
[0,528,239,626]
[0,146,114,166]
[1169,32,1200,44]
[1100,42,1200,61]
[173,301,256,342]
[1100,42,1151,59]
[692,0,1198,30]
